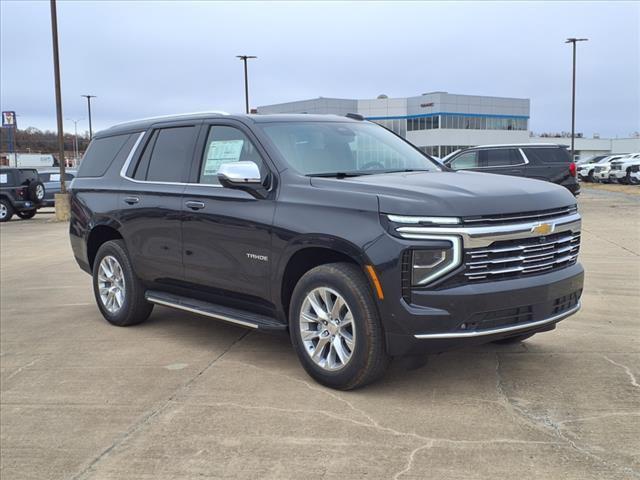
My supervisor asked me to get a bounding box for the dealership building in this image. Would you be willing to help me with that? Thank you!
[257,93,639,159]
[257,92,531,158]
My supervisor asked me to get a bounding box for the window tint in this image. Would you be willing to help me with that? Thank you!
[480,148,522,167]
[198,126,264,185]
[522,147,570,164]
[16,169,39,184]
[134,127,196,182]
[449,151,478,170]
[40,172,75,182]
[77,134,131,178]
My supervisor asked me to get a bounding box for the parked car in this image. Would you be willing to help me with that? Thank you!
[37,168,77,206]
[577,155,623,182]
[593,155,627,183]
[0,167,46,222]
[69,113,584,390]
[608,153,640,184]
[443,144,580,195]
[629,164,640,185]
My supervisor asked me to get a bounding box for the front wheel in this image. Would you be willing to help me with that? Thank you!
[289,263,389,390]
[92,240,153,326]
[17,210,36,220]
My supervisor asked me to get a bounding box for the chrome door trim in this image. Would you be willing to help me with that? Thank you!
[414,302,580,339]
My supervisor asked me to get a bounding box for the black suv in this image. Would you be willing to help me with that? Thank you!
[444,144,580,195]
[69,113,584,389]
[0,167,46,222]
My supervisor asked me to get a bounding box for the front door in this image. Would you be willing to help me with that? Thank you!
[181,122,276,311]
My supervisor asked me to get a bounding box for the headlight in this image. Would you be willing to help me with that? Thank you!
[410,237,462,286]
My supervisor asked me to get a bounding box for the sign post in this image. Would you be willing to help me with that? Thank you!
[2,111,17,166]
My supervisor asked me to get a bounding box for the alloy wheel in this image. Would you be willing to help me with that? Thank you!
[0,203,6,220]
[98,255,126,313]
[299,287,356,371]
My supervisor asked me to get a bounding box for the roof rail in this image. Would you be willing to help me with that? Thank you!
[113,110,230,127]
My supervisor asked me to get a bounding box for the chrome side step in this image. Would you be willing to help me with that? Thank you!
[145,290,286,331]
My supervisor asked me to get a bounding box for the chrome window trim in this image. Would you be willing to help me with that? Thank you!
[119,131,223,188]
[396,213,581,248]
[449,147,529,170]
[414,302,581,339]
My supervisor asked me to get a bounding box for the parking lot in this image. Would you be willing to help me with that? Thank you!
[1,188,638,480]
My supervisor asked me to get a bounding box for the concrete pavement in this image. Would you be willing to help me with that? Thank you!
[1,188,638,479]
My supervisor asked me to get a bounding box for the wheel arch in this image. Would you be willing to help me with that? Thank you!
[86,222,124,270]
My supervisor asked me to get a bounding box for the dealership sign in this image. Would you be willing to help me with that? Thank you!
[2,111,17,128]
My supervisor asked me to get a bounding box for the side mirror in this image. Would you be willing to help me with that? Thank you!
[217,161,266,198]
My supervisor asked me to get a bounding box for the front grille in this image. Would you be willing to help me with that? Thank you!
[610,164,622,171]
[461,205,577,227]
[553,290,581,315]
[464,231,581,281]
[594,166,605,173]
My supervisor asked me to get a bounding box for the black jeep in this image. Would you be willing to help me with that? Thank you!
[0,167,46,222]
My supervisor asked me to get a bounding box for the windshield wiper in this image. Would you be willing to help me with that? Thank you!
[307,172,364,178]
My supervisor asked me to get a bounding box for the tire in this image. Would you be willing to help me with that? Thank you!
[28,181,45,202]
[289,262,389,390]
[492,333,535,344]
[587,170,595,182]
[0,199,14,222]
[92,239,153,326]
[17,210,36,220]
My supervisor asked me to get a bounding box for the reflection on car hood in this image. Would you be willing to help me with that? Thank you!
[310,170,575,217]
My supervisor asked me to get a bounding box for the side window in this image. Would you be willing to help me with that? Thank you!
[522,147,570,164]
[449,151,478,170]
[481,148,522,167]
[77,133,131,178]
[133,127,196,182]
[199,126,264,185]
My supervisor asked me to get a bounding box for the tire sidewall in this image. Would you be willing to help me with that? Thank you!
[0,199,13,222]
[29,181,45,202]
[92,240,139,326]
[289,266,380,388]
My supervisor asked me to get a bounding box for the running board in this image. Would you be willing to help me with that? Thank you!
[145,291,286,331]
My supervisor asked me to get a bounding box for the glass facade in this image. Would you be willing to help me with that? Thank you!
[406,116,440,131]
[440,115,527,131]
[371,119,406,137]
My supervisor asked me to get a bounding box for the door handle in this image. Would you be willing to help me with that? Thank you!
[185,200,205,211]
[123,196,139,205]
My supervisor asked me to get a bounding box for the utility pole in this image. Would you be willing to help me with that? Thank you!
[565,38,588,160]
[50,0,66,193]
[66,118,81,164]
[81,94,96,139]
[236,55,257,114]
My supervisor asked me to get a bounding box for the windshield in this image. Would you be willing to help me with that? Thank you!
[260,121,441,176]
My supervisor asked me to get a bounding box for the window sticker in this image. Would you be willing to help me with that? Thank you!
[0,174,7,184]
[49,174,61,182]
[203,139,244,176]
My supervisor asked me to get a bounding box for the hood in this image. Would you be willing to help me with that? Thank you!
[310,170,576,217]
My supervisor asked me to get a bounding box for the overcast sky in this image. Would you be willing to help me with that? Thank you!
[1,1,638,137]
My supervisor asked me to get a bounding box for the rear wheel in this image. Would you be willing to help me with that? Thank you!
[289,263,389,390]
[92,240,153,326]
[0,199,13,222]
[587,170,595,182]
[492,333,535,344]
[17,210,36,220]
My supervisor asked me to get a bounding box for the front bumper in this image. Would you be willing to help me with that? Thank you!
[384,263,583,355]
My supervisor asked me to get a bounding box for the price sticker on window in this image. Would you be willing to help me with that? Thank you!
[0,174,7,184]
[203,140,244,176]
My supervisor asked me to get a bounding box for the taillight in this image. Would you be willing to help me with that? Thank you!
[16,187,25,198]
[569,162,576,177]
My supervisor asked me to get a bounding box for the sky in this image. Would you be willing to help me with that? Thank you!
[1,1,638,138]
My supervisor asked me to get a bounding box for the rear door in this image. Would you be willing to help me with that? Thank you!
[478,148,527,177]
[521,146,572,184]
[119,122,200,285]
[181,120,276,310]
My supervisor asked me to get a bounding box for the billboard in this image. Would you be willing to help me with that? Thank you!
[2,111,17,128]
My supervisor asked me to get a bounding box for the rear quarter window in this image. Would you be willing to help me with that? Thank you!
[77,133,133,178]
[523,147,571,164]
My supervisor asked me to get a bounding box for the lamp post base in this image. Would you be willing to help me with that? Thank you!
[54,193,70,221]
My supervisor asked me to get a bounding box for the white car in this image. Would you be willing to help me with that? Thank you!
[577,155,612,181]
[608,153,640,184]
[630,166,640,185]
[592,155,627,183]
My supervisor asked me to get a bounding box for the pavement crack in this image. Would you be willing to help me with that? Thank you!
[602,355,640,390]
[69,330,251,480]
[495,353,640,479]
[5,358,39,381]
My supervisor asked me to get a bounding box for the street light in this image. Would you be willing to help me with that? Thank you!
[565,38,588,160]
[236,55,257,114]
[81,94,96,139]
[66,118,82,164]
[50,0,66,195]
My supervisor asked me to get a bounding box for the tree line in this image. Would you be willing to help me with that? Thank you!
[0,127,90,154]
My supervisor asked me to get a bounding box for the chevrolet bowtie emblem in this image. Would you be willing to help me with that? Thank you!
[531,223,554,235]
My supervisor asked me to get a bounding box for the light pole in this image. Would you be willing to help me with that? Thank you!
[66,118,82,164]
[565,38,588,160]
[236,55,257,114]
[81,94,96,139]
[50,0,66,194]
